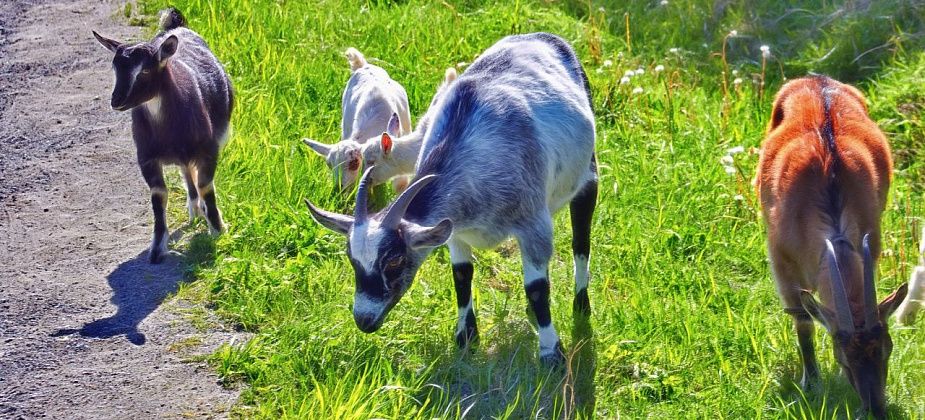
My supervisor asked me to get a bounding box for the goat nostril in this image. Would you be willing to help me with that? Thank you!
[353,313,381,333]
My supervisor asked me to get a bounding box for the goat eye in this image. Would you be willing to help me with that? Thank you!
[385,256,404,270]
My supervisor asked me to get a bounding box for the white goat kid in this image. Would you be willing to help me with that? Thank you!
[896,226,925,324]
[356,68,459,190]
[303,48,411,189]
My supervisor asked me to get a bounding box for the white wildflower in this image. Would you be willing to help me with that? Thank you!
[721,155,734,165]
[598,7,605,13]
[624,69,635,78]
[734,194,745,201]
[596,67,604,74]
[760,45,771,59]
[603,59,613,67]
[654,64,665,73]
[727,146,745,155]
[669,47,680,54]
[632,87,644,95]
[636,67,645,75]
[620,76,631,85]
[729,30,738,37]
[733,78,743,86]
[725,166,737,175]
[660,0,669,5]
[732,69,739,76]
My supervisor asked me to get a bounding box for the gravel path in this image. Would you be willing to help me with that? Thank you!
[0,1,242,418]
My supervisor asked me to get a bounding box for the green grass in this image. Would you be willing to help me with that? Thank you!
[133,0,925,418]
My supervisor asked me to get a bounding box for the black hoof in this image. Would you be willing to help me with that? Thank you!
[573,289,591,316]
[148,250,163,264]
[455,325,479,350]
[539,341,566,367]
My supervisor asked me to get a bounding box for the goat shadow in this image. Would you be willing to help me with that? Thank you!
[413,304,597,418]
[51,228,216,345]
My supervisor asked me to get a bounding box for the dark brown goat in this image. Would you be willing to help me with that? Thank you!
[93,8,233,263]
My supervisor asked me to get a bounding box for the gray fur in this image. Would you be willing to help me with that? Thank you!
[308,33,597,363]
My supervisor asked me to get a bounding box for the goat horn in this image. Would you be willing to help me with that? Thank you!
[826,239,856,333]
[382,174,438,229]
[862,234,879,329]
[354,166,375,224]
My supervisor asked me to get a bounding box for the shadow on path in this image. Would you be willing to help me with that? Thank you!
[51,230,216,345]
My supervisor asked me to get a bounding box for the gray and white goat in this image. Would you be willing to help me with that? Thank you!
[303,48,412,190]
[307,33,597,365]
[93,8,233,263]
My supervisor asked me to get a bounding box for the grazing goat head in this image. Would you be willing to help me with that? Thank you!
[304,138,364,190]
[799,235,907,417]
[306,168,452,332]
[92,31,178,112]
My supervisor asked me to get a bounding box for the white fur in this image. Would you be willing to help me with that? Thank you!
[144,95,162,121]
[349,220,386,273]
[896,228,925,324]
[309,52,411,190]
[186,196,205,220]
[455,302,473,336]
[448,240,473,265]
[537,324,560,355]
[574,254,590,293]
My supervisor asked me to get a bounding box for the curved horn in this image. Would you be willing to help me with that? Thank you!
[862,234,879,329]
[381,174,438,229]
[354,166,375,224]
[826,239,856,333]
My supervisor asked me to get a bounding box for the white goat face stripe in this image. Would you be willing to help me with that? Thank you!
[349,220,386,273]
[125,62,144,100]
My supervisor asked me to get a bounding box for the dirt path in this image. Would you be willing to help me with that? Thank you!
[0,1,241,418]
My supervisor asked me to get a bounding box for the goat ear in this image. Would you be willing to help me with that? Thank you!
[408,219,452,249]
[878,283,909,322]
[305,200,352,235]
[92,31,121,53]
[302,139,331,157]
[380,133,393,155]
[158,35,179,63]
[386,112,401,136]
[800,290,837,333]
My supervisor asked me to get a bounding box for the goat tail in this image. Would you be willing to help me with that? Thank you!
[444,67,458,84]
[158,7,187,32]
[895,226,925,325]
[345,48,367,71]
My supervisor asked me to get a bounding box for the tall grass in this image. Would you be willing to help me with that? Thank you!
[133,0,925,417]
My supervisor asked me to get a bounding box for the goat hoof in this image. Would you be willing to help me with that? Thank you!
[799,374,819,392]
[573,290,591,316]
[209,224,224,236]
[148,249,163,264]
[539,341,566,367]
[455,326,479,350]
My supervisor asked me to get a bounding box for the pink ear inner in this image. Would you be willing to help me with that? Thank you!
[381,133,393,155]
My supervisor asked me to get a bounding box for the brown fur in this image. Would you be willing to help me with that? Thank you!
[756,76,905,418]
[757,76,891,317]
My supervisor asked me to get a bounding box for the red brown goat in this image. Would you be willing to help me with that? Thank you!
[756,75,907,418]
